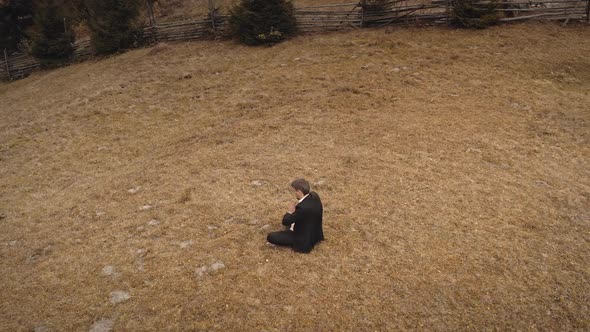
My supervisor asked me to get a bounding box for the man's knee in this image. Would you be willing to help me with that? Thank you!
[267,231,281,245]
[267,232,276,244]
[267,231,293,246]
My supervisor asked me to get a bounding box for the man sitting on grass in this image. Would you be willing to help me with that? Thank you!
[267,178,324,253]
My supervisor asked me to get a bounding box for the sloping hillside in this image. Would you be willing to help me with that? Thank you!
[1,23,589,331]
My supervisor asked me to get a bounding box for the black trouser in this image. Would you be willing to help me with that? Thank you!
[267,230,295,247]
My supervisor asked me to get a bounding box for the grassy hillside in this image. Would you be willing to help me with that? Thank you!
[1,23,589,331]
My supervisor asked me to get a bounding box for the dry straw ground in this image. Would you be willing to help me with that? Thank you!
[1,23,589,331]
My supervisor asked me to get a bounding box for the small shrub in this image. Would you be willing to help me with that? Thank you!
[229,0,297,46]
[451,0,500,29]
[360,0,391,12]
[256,27,284,44]
[30,0,75,68]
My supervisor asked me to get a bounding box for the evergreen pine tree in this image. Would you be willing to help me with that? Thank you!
[82,0,141,55]
[229,0,297,45]
[451,0,499,29]
[0,0,34,52]
[30,0,74,68]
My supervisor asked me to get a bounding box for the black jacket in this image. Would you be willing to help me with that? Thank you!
[282,191,324,253]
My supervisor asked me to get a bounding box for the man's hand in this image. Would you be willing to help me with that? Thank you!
[287,201,296,214]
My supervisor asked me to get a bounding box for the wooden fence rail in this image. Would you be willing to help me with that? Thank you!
[1,0,588,81]
[154,21,212,42]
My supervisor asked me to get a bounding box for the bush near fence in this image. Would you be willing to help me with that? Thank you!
[1,0,588,81]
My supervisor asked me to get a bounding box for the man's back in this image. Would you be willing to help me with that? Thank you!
[292,191,324,252]
[267,179,325,253]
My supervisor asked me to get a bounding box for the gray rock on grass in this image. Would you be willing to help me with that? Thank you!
[34,325,51,332]
[195,261,225,277]
[109,291,131,304]
[127,186,141,194]
[210,261,225,271]
[89,318,116,332]
[139,205,152,211]
[179,240,194,249]
[101,266,120,278]
[195,266,208,277]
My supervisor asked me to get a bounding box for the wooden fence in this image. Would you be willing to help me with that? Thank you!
[1,0,588,81]
[149,17,216,42]
[1,50,40,81]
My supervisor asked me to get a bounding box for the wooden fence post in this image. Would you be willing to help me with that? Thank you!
[360,0,366,27]
[3,49,10,80]
[361,6,365,27]
[146,0,156,26]
[208,0,217,32]
[586,0,589,22]
[446,0,451,25]
[145,0,157,43]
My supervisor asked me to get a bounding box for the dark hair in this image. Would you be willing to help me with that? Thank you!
[291,178,310,195]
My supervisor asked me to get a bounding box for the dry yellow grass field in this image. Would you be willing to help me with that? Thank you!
[1,23,589,331]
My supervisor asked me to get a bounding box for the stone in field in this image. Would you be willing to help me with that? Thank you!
[179,240,194,249]
[89,318,116,332]
[101,265,120,278]
[195,266,208,277]
[127,186,141,194]
[140,205,152,211]
[195,261,225,278]
[109,291,131,304]
[210,261,225,271]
